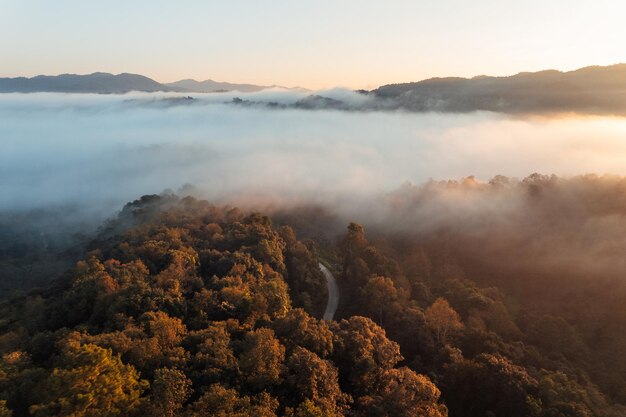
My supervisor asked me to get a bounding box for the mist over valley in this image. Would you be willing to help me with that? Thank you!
[3,2,626,414]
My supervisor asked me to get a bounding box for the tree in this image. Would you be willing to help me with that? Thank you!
[128,312,189,371]
[362,276,398,325]
[0,401,12,417]
[293,399,326,417]
[281,228,327,312]
[340,224,368,281]
[145,368,192,417]
[358,367,447,417]
[256,277,292,320]
[537,370,595,417]
[424,298,463,345]
[344,223,367,251]
[442,353,539,417]
[187,384,278,417]
[187,323,237,384]
[238,328,285,391]
[272,309,334,358]
[29,342,145,417]
[142,311,187,349]
[332,316,402,395]
[285,347,350,415]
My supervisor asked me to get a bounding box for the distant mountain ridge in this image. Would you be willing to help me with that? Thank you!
[0,72,179,93]
[221,64,626,116]
[3,65,626,115]
[165,79,271,93]
[371,63,626,114]
[0,72,306,94]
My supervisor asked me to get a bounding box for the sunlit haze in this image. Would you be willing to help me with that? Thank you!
[1,0,625,88]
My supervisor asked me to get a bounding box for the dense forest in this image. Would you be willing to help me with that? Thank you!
[1,174,626,416]
[0,196,446,416]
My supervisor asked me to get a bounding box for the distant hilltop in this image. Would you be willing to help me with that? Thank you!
[0,73,175,94]
[371,63,626,114]
[165,78,309,93]
[222,63,626,116]
[2,65,626,116]
[0,72,307,94]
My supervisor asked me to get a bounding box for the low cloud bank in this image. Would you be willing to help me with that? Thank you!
[2,92,626,293]
[3,92,626,215]
[2,92,626,249]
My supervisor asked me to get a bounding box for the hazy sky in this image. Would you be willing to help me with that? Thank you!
[1,0,625,89]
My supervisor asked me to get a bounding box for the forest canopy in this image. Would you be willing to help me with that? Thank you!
[1,176,626,416]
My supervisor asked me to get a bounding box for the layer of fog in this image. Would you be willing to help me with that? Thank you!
[3,91,626,218]
[3,91,626,295]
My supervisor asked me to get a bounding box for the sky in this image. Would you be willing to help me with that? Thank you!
[0,0,625,89]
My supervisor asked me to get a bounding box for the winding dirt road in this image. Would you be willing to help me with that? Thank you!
[319,262,339,320]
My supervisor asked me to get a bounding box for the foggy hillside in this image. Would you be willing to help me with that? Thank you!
[6,64,626,116]
[165,79,271,93]
[372,64,626,115]
[172,64,626,116]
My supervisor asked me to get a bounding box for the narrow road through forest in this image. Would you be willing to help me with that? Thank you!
[319,262,339,320]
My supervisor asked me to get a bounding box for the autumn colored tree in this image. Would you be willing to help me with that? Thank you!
[332,316,402,395]
[280,226,327,312]
[339,223,369,288]
[145,368,192,417]
[285,347,350,415]
[186,323,237,385]
[272,309,334,358]
[186,384,278,417]
[358,367,447,417]
[0,401,11,417]
[292,399,327,417]
[127,311,189,371]
[424,297,463,345]
[362,276,398,325]
[29,342,145,417]
[142,312,187,349]
[238,328,285,391]
[256,277,292,320]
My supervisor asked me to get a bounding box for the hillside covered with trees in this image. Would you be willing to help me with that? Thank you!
[0,196,446,417]
[1,179,626,416]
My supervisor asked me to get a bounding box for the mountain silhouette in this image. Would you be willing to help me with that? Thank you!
[0,72,181,93]
[372,64,626,114]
